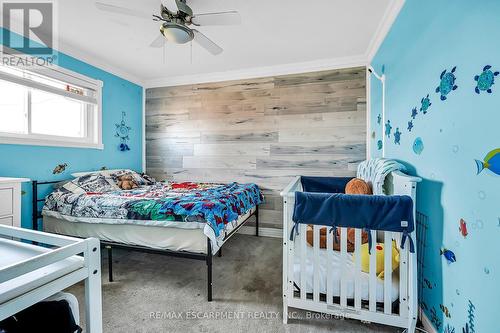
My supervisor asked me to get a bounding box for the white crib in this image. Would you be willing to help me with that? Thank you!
[281,170,421,332]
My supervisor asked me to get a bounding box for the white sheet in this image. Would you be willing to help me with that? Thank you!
[44,216,208,254]
[293,245,399,303]
[43,207,255,255]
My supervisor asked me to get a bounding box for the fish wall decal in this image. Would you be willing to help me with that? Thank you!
[459,219,468,238]
[53,163,68,174]
[475,148,500,176]
[441,248,456,263]
[440,304,451,318]
[413,137,424,155]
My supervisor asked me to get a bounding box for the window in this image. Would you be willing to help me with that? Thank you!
[0,58,103,149]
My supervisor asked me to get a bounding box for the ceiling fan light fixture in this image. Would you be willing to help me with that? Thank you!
[160,22,194,44]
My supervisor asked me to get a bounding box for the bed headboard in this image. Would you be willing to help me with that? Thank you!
[32,180,70,231]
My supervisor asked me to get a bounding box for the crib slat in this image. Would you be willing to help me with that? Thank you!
[340,227,347,308]
[313,226,320,303]
[300,224,307,300]
[326,227,333,305]
[383,232,392,314]
[368,230,377,312]
[354,228,362,309]
[399,232,409,319]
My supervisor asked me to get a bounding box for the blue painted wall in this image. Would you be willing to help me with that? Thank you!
[370,1,499,332]
[0,28,143,229]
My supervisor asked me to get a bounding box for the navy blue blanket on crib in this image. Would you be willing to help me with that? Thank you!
[300,176,354,193]
[292,177,415,253]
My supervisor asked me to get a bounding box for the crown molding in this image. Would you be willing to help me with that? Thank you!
[1,26,144,86]
[144,54,368,88]
[56,40,145,87]
[365,0,405,62]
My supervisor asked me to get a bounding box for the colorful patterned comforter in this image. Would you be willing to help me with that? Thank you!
[43,181,263,236]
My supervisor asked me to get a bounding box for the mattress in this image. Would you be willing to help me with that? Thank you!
[43,207,255,254]
[293,245,399,303]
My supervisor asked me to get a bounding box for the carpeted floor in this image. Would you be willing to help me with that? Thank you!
[67,234,402,333]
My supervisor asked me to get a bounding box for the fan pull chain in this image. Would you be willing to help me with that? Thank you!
[163,42,167,66]
[190,41,193,64]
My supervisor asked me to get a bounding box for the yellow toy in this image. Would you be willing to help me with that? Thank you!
[357,241,400,280]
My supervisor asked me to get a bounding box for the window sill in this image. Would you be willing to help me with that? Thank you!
[0,136,104,150]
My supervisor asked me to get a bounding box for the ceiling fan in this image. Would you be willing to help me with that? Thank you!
[95,0,241,55]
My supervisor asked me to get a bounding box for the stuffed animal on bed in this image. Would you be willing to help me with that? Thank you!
[358,241,400,280]
[338,178,371,249]
[306,226,369,252]
[345,177,372,195]
[117,174,139,190]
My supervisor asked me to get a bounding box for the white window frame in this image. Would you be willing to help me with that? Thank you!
[0,53,104,149]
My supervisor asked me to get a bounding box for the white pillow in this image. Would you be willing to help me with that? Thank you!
[71,169,131,177]
[62,174,119,194]
[71,169,154,186]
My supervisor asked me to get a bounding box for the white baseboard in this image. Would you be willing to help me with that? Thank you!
[420,310,438,333]
[238,226,282,238]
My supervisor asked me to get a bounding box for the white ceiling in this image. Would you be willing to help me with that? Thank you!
[52,0,398,86]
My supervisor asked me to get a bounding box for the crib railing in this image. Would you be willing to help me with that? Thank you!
[281,173,419,331]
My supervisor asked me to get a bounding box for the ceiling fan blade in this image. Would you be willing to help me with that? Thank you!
[95,1,150,19]
[192,11,241,26]
[175,0,193,16]
[192,29,223,55]
[161,0,178,13]
[149,34,166,48]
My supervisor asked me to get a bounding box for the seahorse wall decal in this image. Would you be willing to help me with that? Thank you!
[467,300,475,333]
[444,324,455,333]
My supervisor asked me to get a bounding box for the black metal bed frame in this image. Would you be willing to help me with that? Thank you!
[32,180,259,302]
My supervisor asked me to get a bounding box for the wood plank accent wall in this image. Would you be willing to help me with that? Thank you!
[145,67,367,229]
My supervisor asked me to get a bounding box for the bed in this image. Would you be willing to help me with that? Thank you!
[33,169,263,301]
[0,224,102,332]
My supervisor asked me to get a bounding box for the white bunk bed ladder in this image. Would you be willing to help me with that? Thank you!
[281,171,420,332]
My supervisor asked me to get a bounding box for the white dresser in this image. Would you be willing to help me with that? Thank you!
[0,178,30,228]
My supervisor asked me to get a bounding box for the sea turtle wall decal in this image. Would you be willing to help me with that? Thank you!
[394,128,402,145]
[474,65,499,94]
[420,94,432,114]
[407,120,414,132]
[411,107,418,120]
[115,111,132,151]
[385,120,392,138]
[436,66,458,100]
